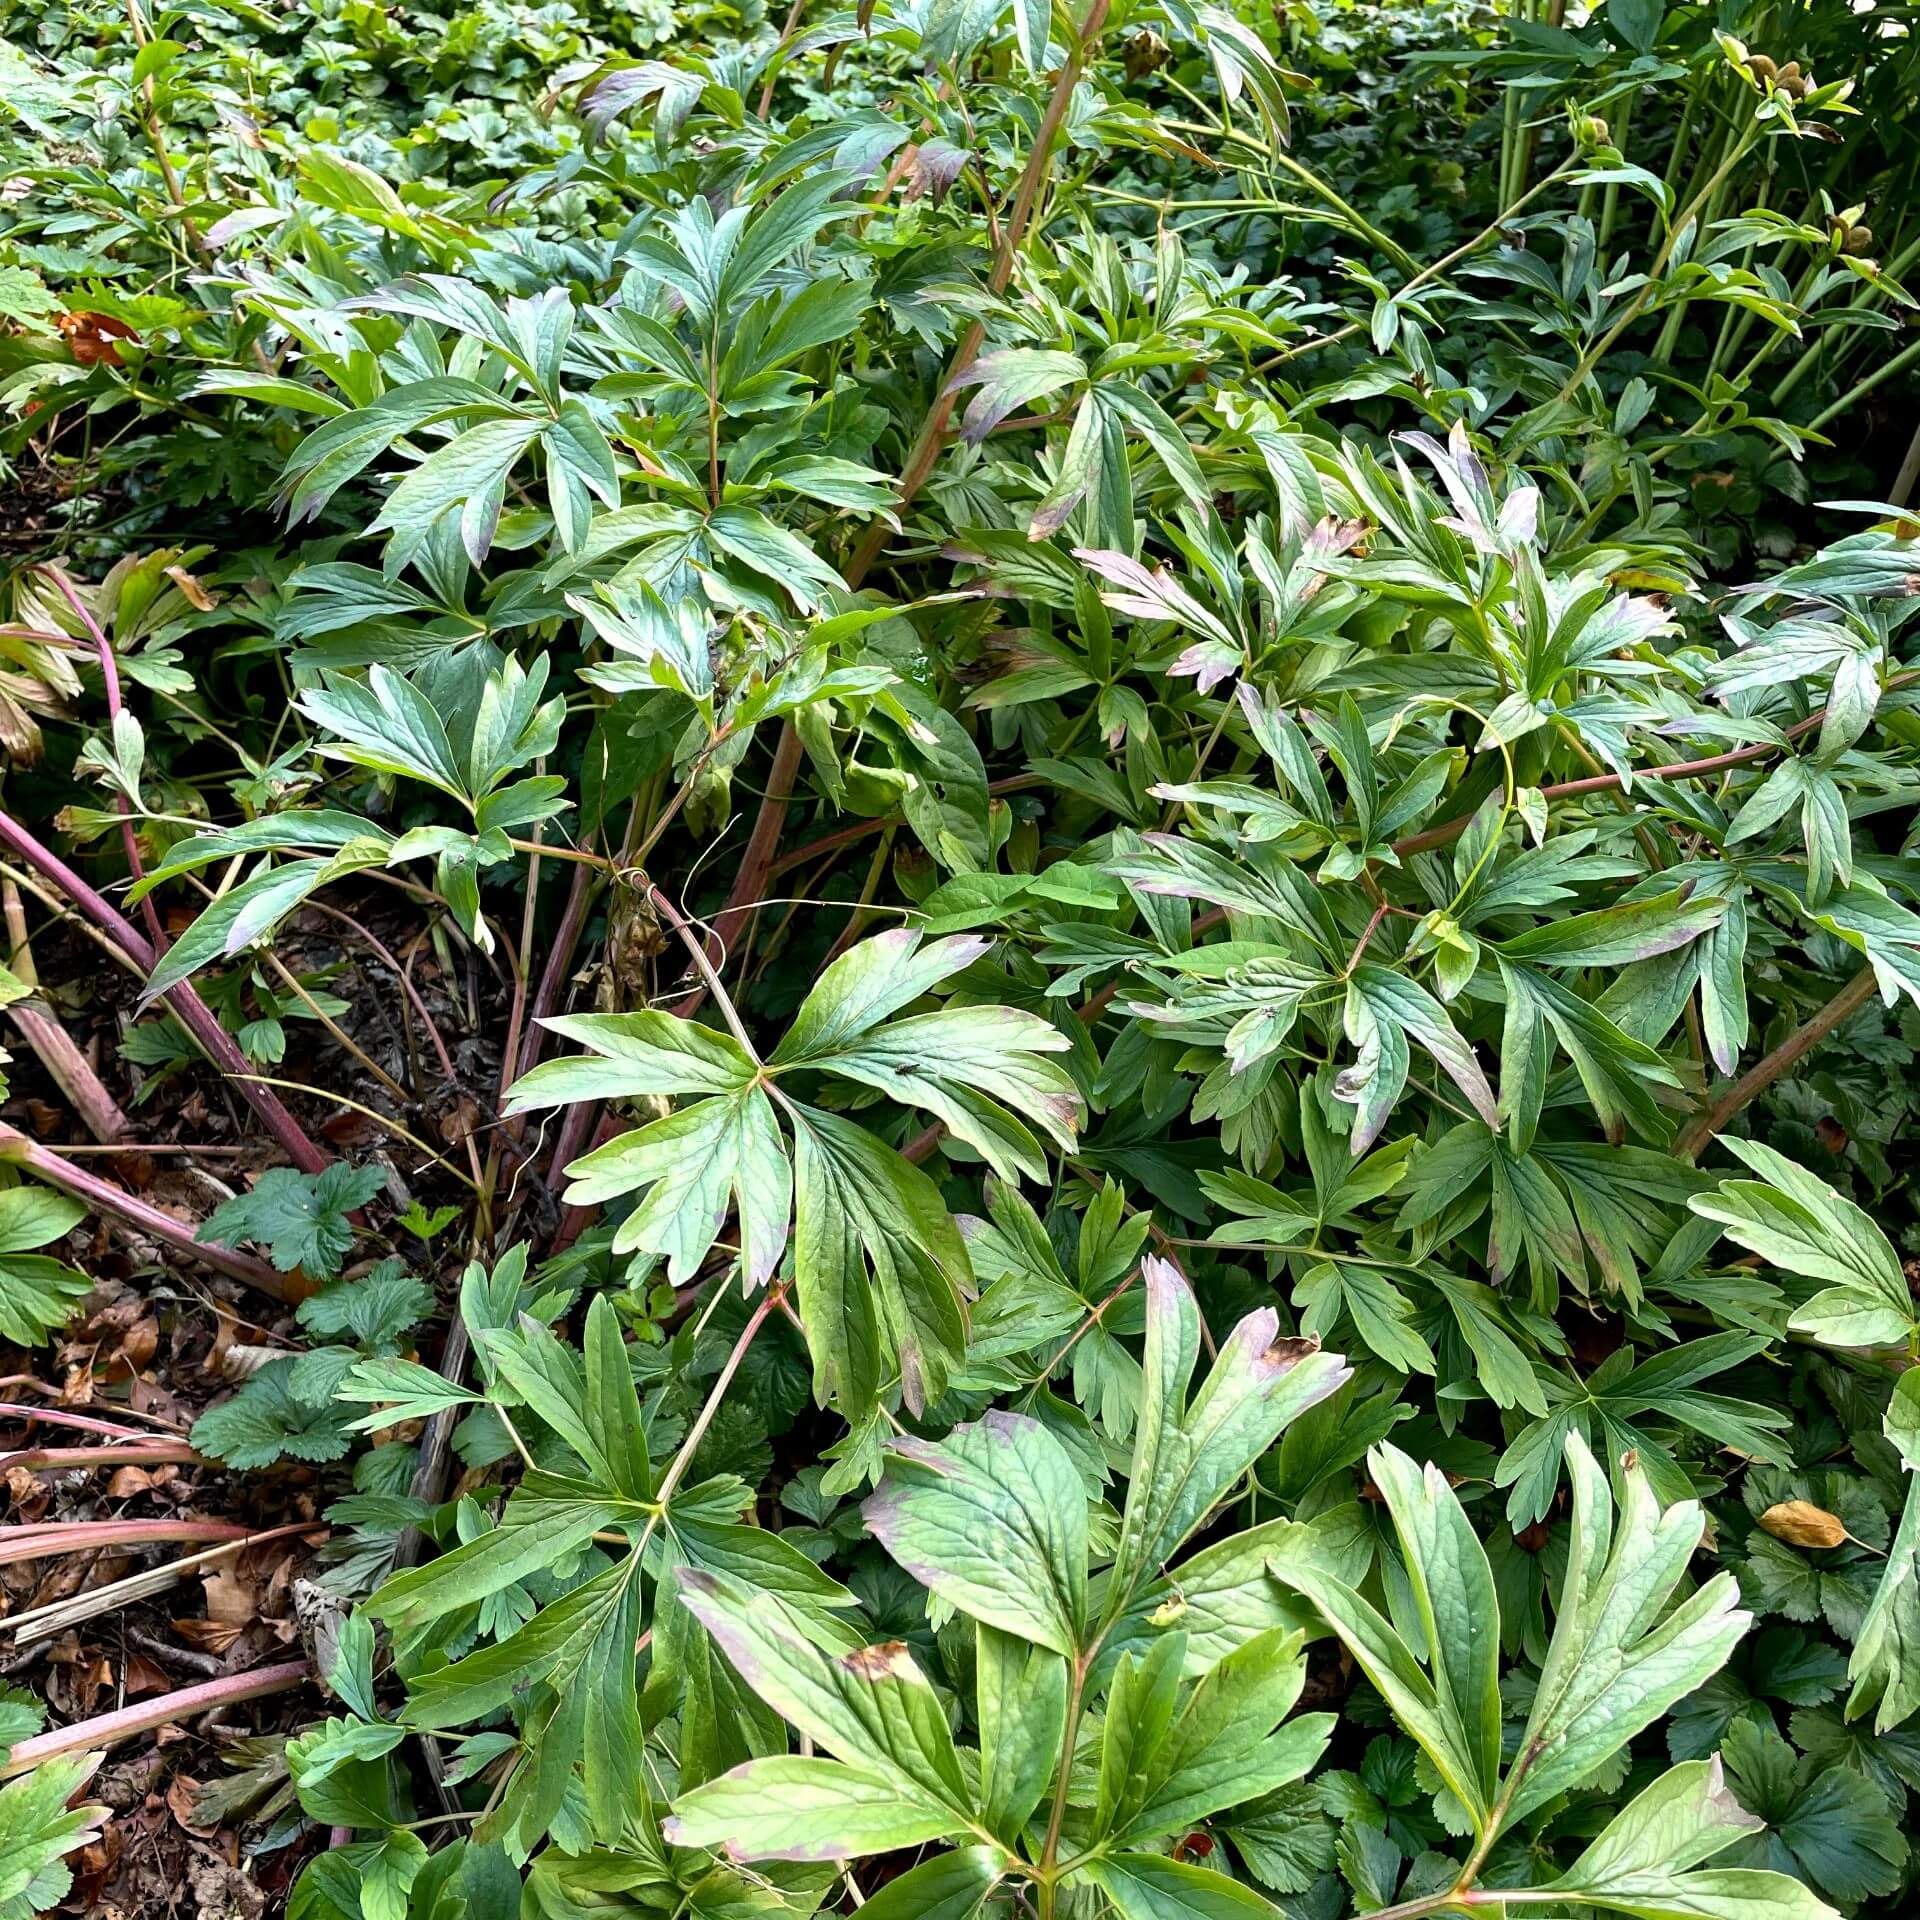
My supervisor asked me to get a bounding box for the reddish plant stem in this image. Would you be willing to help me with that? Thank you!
[516,853,598,1084]
[545,1107,623,1254]
[499,809,550,1120]
[0,1123,289,1299]
[701,7,1110,994]
[1394,674,1920,860]
[843,0,1114,589]
[5,1000,129,1143]
[2,1440,205,1471]
[0,809,326,1172]
[683,720,804,1019]
[0,1660,310,1779]
[766,772,1050,881]
[1674,964,1879,1161]
[0,1403,151,1441]
[0,1518,253,1569]
[2,876,130,1141]
[38,565,167,955]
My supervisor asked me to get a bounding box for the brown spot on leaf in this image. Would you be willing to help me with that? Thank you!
[1260,1335,1319,1371]
[841,1641,915,1681]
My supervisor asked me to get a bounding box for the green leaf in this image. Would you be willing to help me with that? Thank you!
[847,1847,1005,1920]
[509,1010,758,1108]
[367,1476,633,1634]
[862,1409,1089,1655]
[359,1830,428,1920]
[663,1756,967,1862]
[1267,1528,1493,1835]
[1847,1382,1920,1732]
[583,1293,651,1502]
[190,1361,355,1469]
[197,1165,386,1278]
[772,928,990,1064]
[1365,1446,1502,1821]
[1113,1629,1332,1847]
[0,1755,108,1920]
[1507,1433,1752,1822]
[561,1085,791,1289]
[1495,890,1728,968]
[1343,965,1496,1149]
[1546,1757,1837,1920]
[976,1624,1068,1839]
[337,1356,481,1429]
[706,505,847,612]
[1009,0,1050,70]
[0,1185,88,1347]
[787,1100,970,1415]
[801,1005,1081,1182]
[1083,1851,1281,1918]
[297,1259,430,1347]
[1110,1258,1351,1613]
[678,1569,970,1813]
[946,349,1085,446]
[1691,1141,1916,1348]
[298,665,470,797]
[370,416,542,570]
[144,856,378,999]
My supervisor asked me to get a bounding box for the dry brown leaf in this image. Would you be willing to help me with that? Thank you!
[166,1773,220,1839]
[162,566,217,612]
[201,1564,257,1626]
[171,1617,247,1655]
[1758,1499,1847,1549]
[122,1653,173,1697]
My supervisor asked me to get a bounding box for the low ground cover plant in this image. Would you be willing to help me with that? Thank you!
[0,0,1918,1917]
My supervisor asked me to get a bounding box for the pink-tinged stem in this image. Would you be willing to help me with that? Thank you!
[1674,964,1880,1161]
[0,1403,149,1441]
[0,1122,288,1299]
[0,810,326,1172]
[1,872,129,1141]
[0,1518,253,1569]
[516,854,597,1084]
[0,1660,311,1779]
[684,721,806,1016]
[545,1106,622,1255]
[0,1405,145,1436]
[1,1440,207,1470]
[37,565,168,955]
[7,999,128,1142]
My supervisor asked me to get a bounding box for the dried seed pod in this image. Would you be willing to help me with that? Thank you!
[1758,1499,1847,1549]
[1748,53,1778,83]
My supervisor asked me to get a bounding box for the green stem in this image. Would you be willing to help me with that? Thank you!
[1595,92,1636,250]
[1162,120,1419,273]
[1804,335,1920,433]
[1035,1654,1091,1920]
[1556,119,1761,401]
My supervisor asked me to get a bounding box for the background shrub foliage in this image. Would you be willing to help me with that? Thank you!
[1,0,1919,1916]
